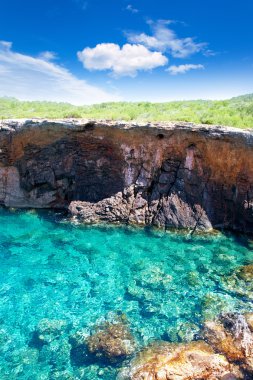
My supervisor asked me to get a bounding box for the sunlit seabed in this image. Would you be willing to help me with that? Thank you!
[0,208,252,379]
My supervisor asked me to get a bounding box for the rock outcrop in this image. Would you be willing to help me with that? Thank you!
[119,341,244,380]
[204,313,253,373]
[0,119,253,233]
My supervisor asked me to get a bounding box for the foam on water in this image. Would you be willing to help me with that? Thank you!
[0,208,252,379]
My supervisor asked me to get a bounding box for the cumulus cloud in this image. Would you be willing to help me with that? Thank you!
[166,64,204,75]
[126,4,138,13]
[127,20,207,58]
[77,43,168,77]
[0,40,120,105]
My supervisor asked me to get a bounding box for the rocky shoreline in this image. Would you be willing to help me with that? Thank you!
[0,119,252,234]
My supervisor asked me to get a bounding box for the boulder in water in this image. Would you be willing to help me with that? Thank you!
[86,320,135,361]
[119,340,243,380]
[203,313,253,374]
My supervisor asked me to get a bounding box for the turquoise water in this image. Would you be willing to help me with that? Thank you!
[0,208,252,379]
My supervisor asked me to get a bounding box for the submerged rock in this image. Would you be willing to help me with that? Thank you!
[0,328,12,353]
[86,320,135,361]
[69,329,89,349]
[187,271,201,287]
[50,369,76,380]
[222,264,253,300]
[176,321,200,342]
[119,340,243,380]
[237,264,253,282]
[39,339,72,371]
[201,292,234,320]
[31,318,67,346]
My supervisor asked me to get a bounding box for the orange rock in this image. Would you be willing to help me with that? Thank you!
[204,313,253,375]
[119,341,243,380]
[203,320,245,361]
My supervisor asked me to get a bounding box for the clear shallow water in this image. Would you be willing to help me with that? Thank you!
[0,208,252,379]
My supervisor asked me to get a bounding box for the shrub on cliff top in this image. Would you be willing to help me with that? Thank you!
[0,94,253,128]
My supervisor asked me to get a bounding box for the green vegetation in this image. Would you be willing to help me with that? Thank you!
[0,94,253,128]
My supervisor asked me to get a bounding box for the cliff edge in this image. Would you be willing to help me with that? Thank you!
[0,119,252,233]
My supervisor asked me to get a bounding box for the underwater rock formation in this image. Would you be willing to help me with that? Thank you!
[85,320,135,361]
[29,318,73,378]
[222,264,253,300]
[31,318,68,346]
[237,264,253,282]
[0,119,253,233]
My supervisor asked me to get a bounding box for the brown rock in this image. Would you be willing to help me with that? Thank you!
[203,320,245,361]
[203,313,253,374]
[119,341,243,380]
[237,264,253,282]
[69,186,137,224]
[86,321,135,361]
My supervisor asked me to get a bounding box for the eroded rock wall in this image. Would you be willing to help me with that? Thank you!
[0,119,252,233]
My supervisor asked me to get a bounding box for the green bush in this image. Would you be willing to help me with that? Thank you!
[0,94,253,129]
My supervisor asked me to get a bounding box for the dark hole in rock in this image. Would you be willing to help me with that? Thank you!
[84,122,95,130]
[157,133,164,139]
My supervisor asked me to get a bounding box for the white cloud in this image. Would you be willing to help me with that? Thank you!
[203,49,217,57]
[0,64,10,74]
[167,64,204,75]
[38,51,57,61]
[127,20,207,58]
[0,41,12,50]
[126,4,138,13]
[77,43,168,77]
[0,40,120,105]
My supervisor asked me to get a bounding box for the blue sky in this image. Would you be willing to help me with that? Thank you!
[0,0,252,104]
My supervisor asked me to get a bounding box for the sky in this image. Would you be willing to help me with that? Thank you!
[0,0,253,104]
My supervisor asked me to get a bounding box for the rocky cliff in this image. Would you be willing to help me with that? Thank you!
[0,119,252,233]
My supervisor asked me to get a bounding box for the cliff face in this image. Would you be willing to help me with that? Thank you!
[0,119,253,233]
